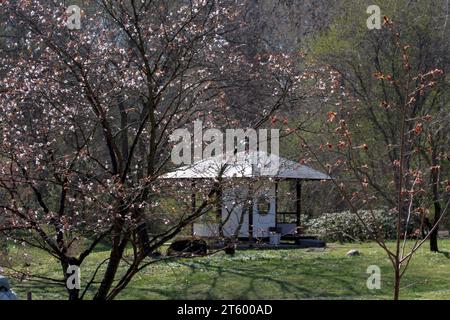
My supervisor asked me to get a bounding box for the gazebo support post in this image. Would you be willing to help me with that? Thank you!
[248,203,253,242]
[295,180,302,231]
[274,180,279,228]
[191,180,196,236]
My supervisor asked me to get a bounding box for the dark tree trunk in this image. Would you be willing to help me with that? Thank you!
[429,228,439,252]
[68,288,80,301]
[393,264,401,300]
[137,221,150,253]
[94,214,128,300]
[61,258,81,301]
[430,201,441,252]
[94,239,127,300]
[429,151,441,253]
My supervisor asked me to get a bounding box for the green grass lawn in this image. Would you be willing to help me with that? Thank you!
[4,240,450,300]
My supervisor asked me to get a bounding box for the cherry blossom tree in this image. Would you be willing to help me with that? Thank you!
[0,0,315,300]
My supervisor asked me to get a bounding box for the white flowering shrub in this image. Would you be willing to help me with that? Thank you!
[305,209,402,242]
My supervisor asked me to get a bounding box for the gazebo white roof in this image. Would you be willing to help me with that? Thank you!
[162,151,330,180]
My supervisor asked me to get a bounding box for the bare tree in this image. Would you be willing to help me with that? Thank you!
[288,18,449,300]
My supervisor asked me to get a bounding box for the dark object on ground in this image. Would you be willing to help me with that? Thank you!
[295,238,326,248]
[282,234,321,241]
[224,242,236,255]
[167,238,208,256]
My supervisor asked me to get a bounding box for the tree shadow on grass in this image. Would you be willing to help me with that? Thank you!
[160,258,366,300]
[61,252,450,300]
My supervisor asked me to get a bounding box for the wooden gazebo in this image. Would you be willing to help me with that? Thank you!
[163,151,330,240]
